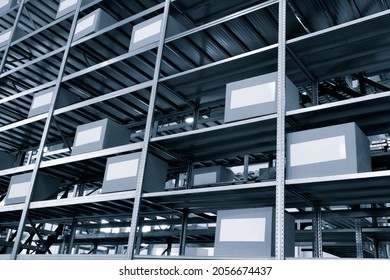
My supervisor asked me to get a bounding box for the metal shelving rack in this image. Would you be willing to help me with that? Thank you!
[1,0,390,260]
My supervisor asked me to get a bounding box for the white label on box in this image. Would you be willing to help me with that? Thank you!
[194,172,217,185]
[74,126,102,147]
[58,0,77,12]
[0,30,11,44]
[0,0,10,9]
[8,182,30,198]
[75,13,96,35]
[31,91,54,109]
[106,159,139,181]
[230,82,275,109]
[133,19,162,43]
[290,135,347,167]
[219,218,266,242]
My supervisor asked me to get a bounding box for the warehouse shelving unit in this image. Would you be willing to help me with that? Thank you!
[1,0,390,260]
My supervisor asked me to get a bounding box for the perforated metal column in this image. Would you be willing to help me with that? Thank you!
[10,0,83,259]
[356,218,364,258]
[275,0,287,260]
[126,0,172,260]
[313,205,323,258]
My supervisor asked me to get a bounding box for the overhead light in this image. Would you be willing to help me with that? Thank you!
[184,116,194,124]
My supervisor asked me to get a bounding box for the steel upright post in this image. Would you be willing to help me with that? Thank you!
[275,0,287,260]
[356,218,364,258]
[126,0,172,260]
[179,209,189,256]
[313,205,323,258]
[10,0,83,259]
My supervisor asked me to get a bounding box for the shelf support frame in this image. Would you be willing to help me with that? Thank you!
[10,0,83,260]
[126,0,172,260]
[0,0,26,74]
[179,209,189,256]
[356,218,364,258]
[313,205,323,258]
[275,0,287,260]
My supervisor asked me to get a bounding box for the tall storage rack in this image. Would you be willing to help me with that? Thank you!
[1,0,390,260]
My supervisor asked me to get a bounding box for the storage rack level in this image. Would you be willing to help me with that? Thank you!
[1,0,390,260]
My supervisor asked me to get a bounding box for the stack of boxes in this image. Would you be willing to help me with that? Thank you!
[0,0,18,15]
[192,166,234,186]
[101,152,168,194]
[129,14,185,53]
[55,0,94,19]
[214,207,295,258]
[71,118,130,156]
[4,172,60,205]
[28,87,80,118]
[73,8,116,41]
[286,122,371,179]
[224,71,300,123]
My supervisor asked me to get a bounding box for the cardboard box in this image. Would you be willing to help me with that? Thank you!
[214,207,295,258]
[0,151,15,170]
[102,152,168,193]
[224,72,299,123]
[4,172,60,205]
[71,118,130,156]
[258,167,276,181]
[28,87,80,118]
[55,0,95,19]
[0,0,18,15]
[286,122,372,179]
[192,166,234,186]
[0,27,26,49]
[73,8,116,41]
[129,14,185,53]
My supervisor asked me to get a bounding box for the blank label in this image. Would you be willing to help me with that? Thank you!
[8,182,30,198]
[290,135,347,167]
[230,82,275,109]
[193,172,217,185]
[106,159,139,181]
[133,19,162,43]
[219,218,266,242]
[0,30,11,44]
[58,0,77,12]
[0,0,9,9]
[75,14,96,35]
[74,126,102,147]
[31,91,53,109]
